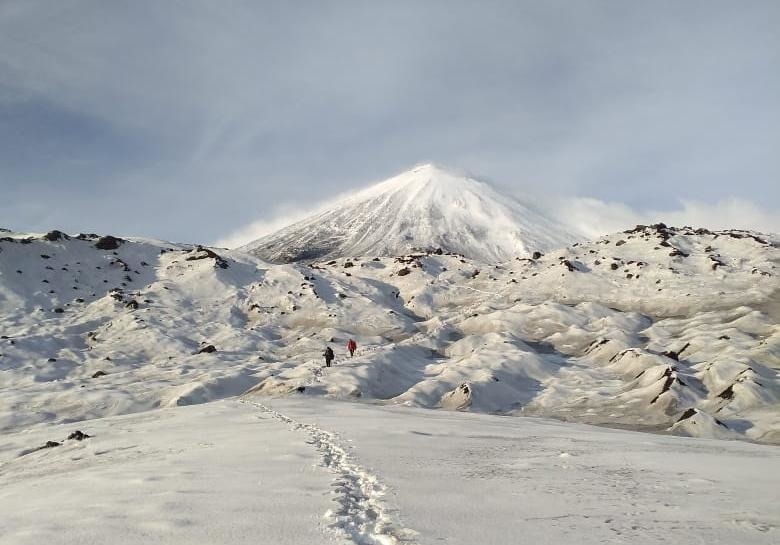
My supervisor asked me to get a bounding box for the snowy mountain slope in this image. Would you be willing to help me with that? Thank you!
[241,163,580,263]
[1,224,778,443]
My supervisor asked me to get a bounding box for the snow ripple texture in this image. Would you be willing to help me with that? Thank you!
[242,400,417,544]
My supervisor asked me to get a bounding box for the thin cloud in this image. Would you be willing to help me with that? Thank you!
[557,197,780,238]
[213,203,328,249]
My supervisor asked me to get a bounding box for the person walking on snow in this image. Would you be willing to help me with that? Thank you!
[347,338,357,357]
[323,346,335,367]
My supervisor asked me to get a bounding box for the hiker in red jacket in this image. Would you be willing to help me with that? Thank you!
[347,338,357,357]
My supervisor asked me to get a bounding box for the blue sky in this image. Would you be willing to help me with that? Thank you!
[1,1,778,244]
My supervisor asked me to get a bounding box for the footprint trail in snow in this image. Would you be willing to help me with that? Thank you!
[242,399,418,544]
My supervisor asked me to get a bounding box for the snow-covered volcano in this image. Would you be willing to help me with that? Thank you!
[242,164,579,263]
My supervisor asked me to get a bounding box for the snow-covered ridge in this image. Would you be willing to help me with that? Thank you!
[242,163,580,263]
[0,224,778,443]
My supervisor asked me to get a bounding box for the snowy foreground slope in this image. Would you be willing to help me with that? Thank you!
[242,163,579,262]
[0,224,778,443]
[1,398,778,545]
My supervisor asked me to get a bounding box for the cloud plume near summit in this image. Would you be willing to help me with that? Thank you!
[216,175,780,250]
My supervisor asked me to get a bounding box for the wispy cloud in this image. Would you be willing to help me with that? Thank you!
[213,202,329,249]
[557,197,780,239]
[0,2,778,243]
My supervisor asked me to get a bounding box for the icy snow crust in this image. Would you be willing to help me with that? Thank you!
[0,224,778,444]
[242,163,579,263]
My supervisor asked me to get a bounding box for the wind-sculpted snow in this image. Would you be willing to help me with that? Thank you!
[242,163,579,263]
[0,224,778,443]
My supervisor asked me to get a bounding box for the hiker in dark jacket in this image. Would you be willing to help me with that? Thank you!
[323,346,335,367]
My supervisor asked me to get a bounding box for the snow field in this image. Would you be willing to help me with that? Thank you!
[0,401,333,545]
[3,398,776,544]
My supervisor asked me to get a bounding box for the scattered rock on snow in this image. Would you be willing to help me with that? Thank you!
[43,230,69,242]
[186,246,229,269]
[662,342,691,361]
[94,235,125,250]
[677,408,698,422]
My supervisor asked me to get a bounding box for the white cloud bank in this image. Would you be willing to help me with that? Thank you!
[559,197,780,240]
[217,192,779,250]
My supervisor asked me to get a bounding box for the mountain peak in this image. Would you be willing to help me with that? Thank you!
[243,165,580,263]
[365,162,476,194]
[409,161,444,173]
[408,162,461,176]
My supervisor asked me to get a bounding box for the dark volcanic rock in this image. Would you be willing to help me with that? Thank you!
[662,342,690,361]
[718,384,735,400]
[677,408,698,422]
[94,236,125,250]
[186,246,229,269]
[198,344,217,354]
[67,430,91,441]
[561,259,581,272]
[43,230,69,242]
[669,248,689,258]
[650,370,676,404]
